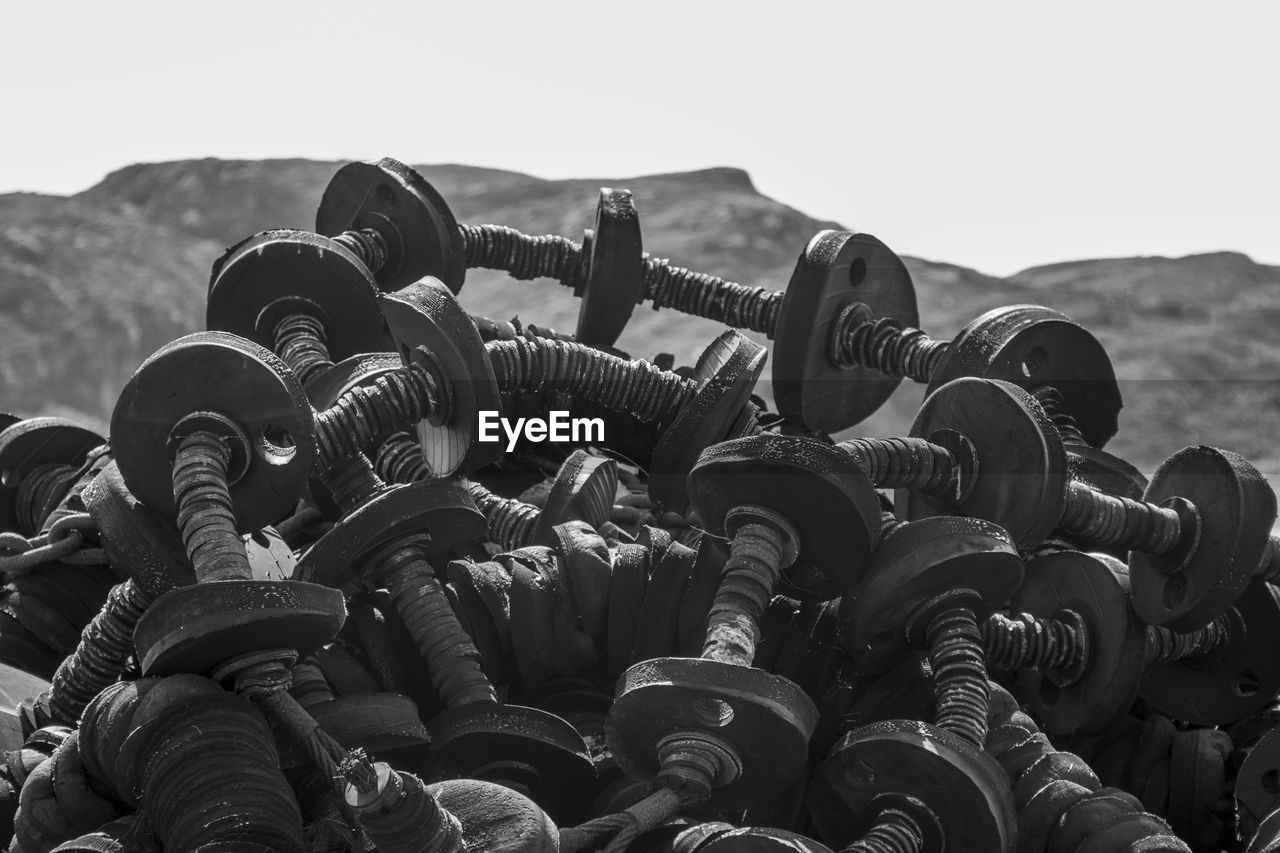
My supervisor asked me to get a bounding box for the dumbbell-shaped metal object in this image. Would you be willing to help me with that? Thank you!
[986,547,1280,729]
[807,719,1016,852]
[829,373,1080,553]
[111,332,346,677]
[901,378,1280,629]
[293,454,595,825]
[840,516,1024,751]
[777,245,1122,442]
[207,229,394,390]
[1052,437,1279,632]
[318,158,644,347]
[579,436,880,849]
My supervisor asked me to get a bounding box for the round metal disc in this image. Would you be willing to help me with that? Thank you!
[1068,446,1147,500]
[687,434,882,601]
[1236,729,1280,836]
[807,719,1015,852]
[1141,580,1280,725]
[928,305,1122,449]
[900,377,1068,549]
[379,278,502,475]
[1015,551,1146,735]
[531,451,617,546]
[1131,445,1276,630]
[649,331,768,514]
[429,777,560,853]
[0,418,104,533]
[576,188,644,348]
[1166,729,1231,844]
[631,536,691,664]
[132,580,345,676]
[303,352,403,410]
[1063,447,1148,559]
[552,520,613,649]
[316,157,465,292]
[1249,809,1280,853]
[426,702,594,825]
[207,229,391,368]
[293,479,485,590]
[109,332,316,532]
[606,657,817,811]
[773,230,919,433]
[840,515,1023,675]
[605,544,648,678]
[305,693,430,755]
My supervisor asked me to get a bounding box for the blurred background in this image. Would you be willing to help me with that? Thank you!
[1,0,1277,486]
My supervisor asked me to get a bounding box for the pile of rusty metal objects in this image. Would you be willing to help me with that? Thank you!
[0,157,1277,852]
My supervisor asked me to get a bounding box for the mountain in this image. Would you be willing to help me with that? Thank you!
[3,158,1278,491]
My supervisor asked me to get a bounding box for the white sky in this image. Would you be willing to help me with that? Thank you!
[1,0,1276,276]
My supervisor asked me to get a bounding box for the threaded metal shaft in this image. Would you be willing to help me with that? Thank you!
[466,481,540,551]
[1145,614,1232,664]
[172,430,251,583]
[333,228,389,275]
[273,313,335,388]
[879,509,904,538]
[459,222,783,334]
[982,611,1085,673]
[837,437,959,498]
[461,223,584,287]
[314,358,441,471]
[322,453,386,515]
[1058,481,1182,555]
[288,659,335,709]
[488,336,698,424]
[701,522,788,667]
[828,304,949,384]
[375,542,496,708]
[1031,386,1087,447]
[841,808,926,853]
[376,432,433,484]
[641,254,782,335]
[47,578,154,723]
[925,606,990,750]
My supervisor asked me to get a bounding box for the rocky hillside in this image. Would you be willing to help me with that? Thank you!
[2,158,1277,487]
